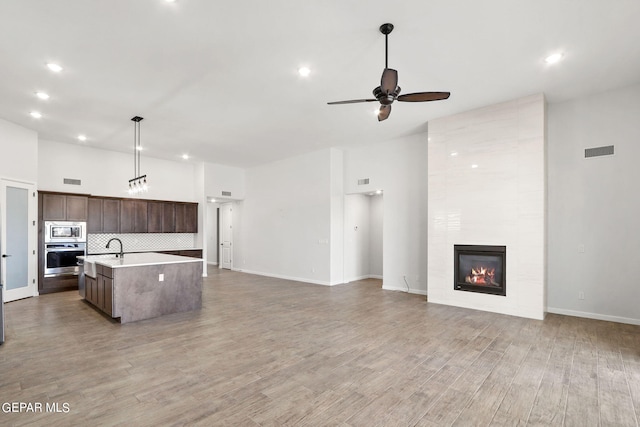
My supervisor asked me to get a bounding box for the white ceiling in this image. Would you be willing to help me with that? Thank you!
[1,1,639,168]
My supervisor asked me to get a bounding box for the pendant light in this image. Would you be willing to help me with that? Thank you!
[128,116,148,195]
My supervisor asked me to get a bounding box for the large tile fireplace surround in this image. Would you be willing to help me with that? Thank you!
[427,94,546,320]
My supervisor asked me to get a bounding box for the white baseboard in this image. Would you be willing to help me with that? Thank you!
[233,268,334,286]
[547,307,640,326]
[207,261,218,266]
[383,284,427,296]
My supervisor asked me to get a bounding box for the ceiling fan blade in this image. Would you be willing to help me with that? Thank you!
[327,99,377,105]
[381,68,398,94]
[378,105,391,121]
[397,91,450,102]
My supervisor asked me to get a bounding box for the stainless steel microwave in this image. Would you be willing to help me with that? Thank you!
[44,221,86,243]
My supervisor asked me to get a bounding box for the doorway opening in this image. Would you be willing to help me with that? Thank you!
[343,192,383,286]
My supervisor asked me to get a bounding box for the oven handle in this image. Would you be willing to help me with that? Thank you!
[44,248,86,253]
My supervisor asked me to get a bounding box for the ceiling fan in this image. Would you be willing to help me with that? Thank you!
[328,23,450,122]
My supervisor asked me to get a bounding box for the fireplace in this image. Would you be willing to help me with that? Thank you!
[454,245,506,296]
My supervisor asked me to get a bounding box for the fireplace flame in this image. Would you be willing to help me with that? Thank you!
[466,266,497,285]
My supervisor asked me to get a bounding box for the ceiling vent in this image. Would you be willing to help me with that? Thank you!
[357,178,370,185]
[221,191,232,196]
[585,145,614,158]
[63,178,81,186]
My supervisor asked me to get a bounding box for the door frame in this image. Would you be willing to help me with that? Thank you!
[219,202,233,270]
[0,178,38,302]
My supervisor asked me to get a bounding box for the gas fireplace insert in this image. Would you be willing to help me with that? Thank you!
[454,245,506,296]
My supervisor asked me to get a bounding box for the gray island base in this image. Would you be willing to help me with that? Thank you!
[81,253,203,324]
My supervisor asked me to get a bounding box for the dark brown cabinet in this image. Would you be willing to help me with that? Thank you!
[87,265,113,316]
[103,199,120,233]
[162,202,175,233]
[41,193,88,221]
[120,200,148,233]
[147,202,163,233]
[175,203,198,233]
[87,198,103,233]
[88,197,121,233]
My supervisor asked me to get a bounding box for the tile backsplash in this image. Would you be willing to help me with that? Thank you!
[88,233,197,254]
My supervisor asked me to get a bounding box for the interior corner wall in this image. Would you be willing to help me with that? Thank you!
[343,134,428,294]
[37,139,197,202]
[329,148,344,285]
[547,82,640,325]
[427,94,546,320]
[236,149,333,285]
[0,118,38,183]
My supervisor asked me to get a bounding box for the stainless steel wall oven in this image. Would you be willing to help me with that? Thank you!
[43,221,86,277]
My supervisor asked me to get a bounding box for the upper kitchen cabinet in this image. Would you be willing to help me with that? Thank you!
[147,201,163,233]
[175,202,198,233]
[87,197,121,234]
[162,202,175,233]
[41,192,88,221]
[120,199,148,233]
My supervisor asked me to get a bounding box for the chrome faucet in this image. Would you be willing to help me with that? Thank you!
[106,238,124,258]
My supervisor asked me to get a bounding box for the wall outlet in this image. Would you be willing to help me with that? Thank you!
[578,291,584,300]
[159,273,164,282]
[578,244,585,253]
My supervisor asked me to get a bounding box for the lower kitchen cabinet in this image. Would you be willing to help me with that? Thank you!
[85,266,113,316]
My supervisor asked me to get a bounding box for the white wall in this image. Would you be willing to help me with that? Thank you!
[343,134,428,294]
[427,94,546,320]
[369,194,383,278]
[235,149,333,284]
[204,162,245,201]
[0,118,38,183]
[38,139,197,202]
[344,194,370,282]
[547,83,640,325]
[329,148,344,285]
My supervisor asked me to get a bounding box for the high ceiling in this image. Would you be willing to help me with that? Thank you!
[1,1,639,168]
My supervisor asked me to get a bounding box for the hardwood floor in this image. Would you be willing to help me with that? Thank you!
[1,269,639,426]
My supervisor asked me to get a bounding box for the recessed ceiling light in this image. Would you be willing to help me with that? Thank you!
[136,146,143,151]
[182,154,189,160]
[544,53,563,64]
[471,164,479,169]
[450,152,458,157]
[35,91,50,100]
[78,135,87,142]
[46,63,63,73]
[298,66,311,77]
[165,0,176,3]
[30,111,42,119]
[376,190,382,194]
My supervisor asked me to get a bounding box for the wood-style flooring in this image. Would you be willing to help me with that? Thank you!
[1,268,639,426]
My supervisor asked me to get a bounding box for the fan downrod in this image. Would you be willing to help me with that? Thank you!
[379,23,394,35]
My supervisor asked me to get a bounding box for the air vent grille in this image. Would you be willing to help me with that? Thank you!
[63,178,81,186]
[357,178,370,185]
[585,145,614,158]
[221,191,232,196]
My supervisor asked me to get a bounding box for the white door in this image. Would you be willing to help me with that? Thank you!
[219,203,233,269]
[1,179,37,302]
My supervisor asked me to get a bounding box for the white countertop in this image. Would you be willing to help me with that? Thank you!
[79,252,201,269]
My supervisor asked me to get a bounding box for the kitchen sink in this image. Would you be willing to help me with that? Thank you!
[84,260,97,278]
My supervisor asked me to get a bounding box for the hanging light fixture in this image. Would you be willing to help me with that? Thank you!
[128,116,148,195]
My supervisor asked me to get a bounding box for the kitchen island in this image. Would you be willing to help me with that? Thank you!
[79,253,202,324]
